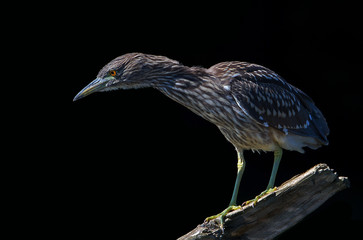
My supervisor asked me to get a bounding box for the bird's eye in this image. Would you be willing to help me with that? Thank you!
[109,70,117,76]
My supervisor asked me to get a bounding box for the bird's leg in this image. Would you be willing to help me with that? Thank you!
[205,149,245,228]
[243,148,283,206]
[229,149,246,206]
[266,147,283,190]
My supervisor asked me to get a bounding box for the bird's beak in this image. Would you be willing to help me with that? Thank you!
[73,77,112,101]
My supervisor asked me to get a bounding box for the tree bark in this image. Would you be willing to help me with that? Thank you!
[178,163,350,240]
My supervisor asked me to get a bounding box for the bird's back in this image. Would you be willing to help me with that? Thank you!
[208,61,329,153]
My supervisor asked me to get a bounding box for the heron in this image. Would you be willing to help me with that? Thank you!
[74,53,329,226]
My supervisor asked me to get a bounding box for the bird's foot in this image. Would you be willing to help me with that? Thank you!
[242,187,277,207]
[204,205,241,231]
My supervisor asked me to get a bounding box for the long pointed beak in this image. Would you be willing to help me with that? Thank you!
[73,77,111,102]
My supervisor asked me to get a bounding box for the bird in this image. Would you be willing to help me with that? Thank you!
[74,52,329,225]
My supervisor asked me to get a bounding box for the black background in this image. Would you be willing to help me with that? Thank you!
[25,1,363,239]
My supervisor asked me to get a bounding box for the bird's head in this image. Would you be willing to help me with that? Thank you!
[73,52,180,101]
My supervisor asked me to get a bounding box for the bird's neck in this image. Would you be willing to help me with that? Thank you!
[152,65,226,124]
[151,64,212,97]
[131,55,216,91]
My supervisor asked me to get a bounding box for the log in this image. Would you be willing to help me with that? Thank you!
[178,163,350,240]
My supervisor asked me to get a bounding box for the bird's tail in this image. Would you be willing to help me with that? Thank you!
[298,91,330,145]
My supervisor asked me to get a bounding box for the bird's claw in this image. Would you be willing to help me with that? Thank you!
[204,205,241,232]
[205,187,277,232]
[242,187,277,207]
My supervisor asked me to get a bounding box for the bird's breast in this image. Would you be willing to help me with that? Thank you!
[156,83,230,121]
[157,84,276,150]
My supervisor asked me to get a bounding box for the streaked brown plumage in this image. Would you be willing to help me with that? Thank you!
[74,53,329,222]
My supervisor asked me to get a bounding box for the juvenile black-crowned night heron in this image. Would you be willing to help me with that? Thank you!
[74,53,329,225]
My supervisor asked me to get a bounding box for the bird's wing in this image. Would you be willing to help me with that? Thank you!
[209,62,329,142]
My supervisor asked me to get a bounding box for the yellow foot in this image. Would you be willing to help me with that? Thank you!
[204,205,241,230]
[242,187,277,207]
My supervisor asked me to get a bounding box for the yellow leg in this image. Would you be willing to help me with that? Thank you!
[205,148,245,228]
[229,149,245,206]
[243,148,282,206]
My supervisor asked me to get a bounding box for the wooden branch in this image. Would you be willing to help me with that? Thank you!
[178,163,350,240]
